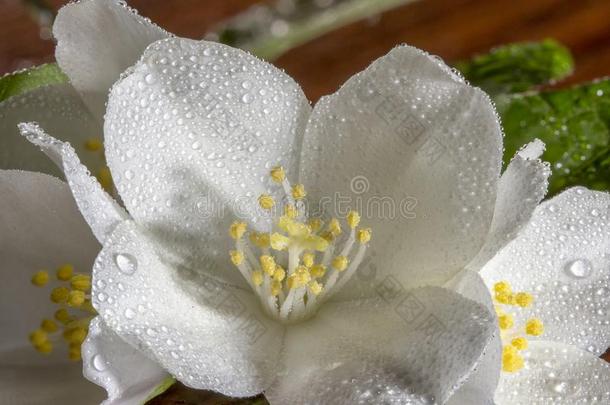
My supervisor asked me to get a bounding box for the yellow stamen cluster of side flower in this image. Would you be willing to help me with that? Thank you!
[29,263,96,360]
[493,281,544,372]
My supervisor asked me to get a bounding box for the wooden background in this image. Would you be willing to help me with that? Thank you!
[2,0,610,402]
[3,0,610,101]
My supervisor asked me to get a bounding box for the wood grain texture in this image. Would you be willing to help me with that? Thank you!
[2,0,610,99]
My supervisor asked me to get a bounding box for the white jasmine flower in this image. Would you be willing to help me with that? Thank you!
[0,1,608,404]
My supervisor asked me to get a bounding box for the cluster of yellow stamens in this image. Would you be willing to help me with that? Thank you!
[29,264,96,360]
[84,137,113,193]
[228,165,372,322]
[493,281,544,372]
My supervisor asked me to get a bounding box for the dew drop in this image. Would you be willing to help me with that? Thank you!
[114,253,138,275]
[564,258,593,279]
[124,308,136,319]
[91,354,107,371]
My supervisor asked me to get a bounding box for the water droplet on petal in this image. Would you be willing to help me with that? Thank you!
[564,258,593,279]
[115,253,137,275]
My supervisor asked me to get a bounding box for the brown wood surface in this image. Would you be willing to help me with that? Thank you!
[2,0,610,100]
[2,0,610,403]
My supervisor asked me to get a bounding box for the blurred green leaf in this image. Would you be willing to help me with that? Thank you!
[0,63,67,103]
[498,79,610,195]
[456,39,574,95]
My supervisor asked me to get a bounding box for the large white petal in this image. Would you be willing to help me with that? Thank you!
[0,170,99,353]
[467,139,550,271]
[0,83,103,176]
[92,220,284,397]
[265,286,495,404]
[54,0,169,119]
[300,45,503,296]
[445,270,502,405]
[19,123,129,243]
[481,187,610,355]
[105,37,310,285]
[495,341,610,404]
[82,317,169,405]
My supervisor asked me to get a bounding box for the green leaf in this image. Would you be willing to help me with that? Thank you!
[456,39,574,95]
[498,79,610,195]
[0,63,68,103]
[142,376,177,404]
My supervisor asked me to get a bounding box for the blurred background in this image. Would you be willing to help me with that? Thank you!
[2,0,610,101]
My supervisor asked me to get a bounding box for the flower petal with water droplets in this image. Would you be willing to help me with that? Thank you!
[265,286,495,404]
[92,220,284,397]
[0,83,102,176]
[495,341,610,405]
[481,187,610,355]
[0,170,99,354]
[104,37,310,286]
[82,317,169,405]
[467,139,550,271]
[19,122,129,243]
[300,45,503,297]
[53,0,169,119]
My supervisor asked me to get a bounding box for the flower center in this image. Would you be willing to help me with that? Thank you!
[29,264,96,360]
[492,281,544,372]
[228,165,371,323]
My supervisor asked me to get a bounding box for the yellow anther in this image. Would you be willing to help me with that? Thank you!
[35,341,53,355]
[270,280,282,297]
[68,344,82,361]
[514,292,534,308]
[356,228,372,244]
[270,232,290,250]
[252,271,264,287]
[260,255,276,275]
[273,266,286,282]
[286,274,297,290]
[502,345,524,372]
[302,252,315,268]
[525,318,544,336]
[70,274,91,292]
[54,308,72,325]
[229,221,247,240]
[63,327,87,344]
[31,270,49,287]
[494,281,512,295]
[328,218,342,236]
[230,250,244,266]
[84,137,103,151]
[332,256,349,272]
[291,184,306,200]
[295,266,311,285]
[97,166,113,192]
[310,264,326,278]
[498,313,514,330]
[270,166,286,183]
[56,264,74,281]
[279,217,311,238]
[284,204,298,219]
[50,286,70,303]
[308,280,323,296]
[67,290,86,307]
[29,329,48,346]
[41,319,58,333]
[258,194,275,210]
[308,218,322,232]
[511,337,529,351]
[250,232,270,248]
[346,210,361,228]
[495,292,514,305]
[305,235,329,252]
